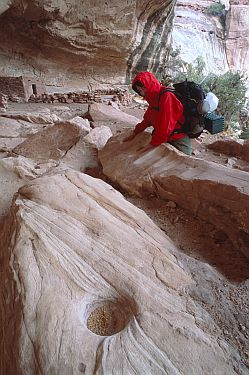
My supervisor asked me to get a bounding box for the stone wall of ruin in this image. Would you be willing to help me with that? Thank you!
[28,89,133,106]
[0,76,25,100]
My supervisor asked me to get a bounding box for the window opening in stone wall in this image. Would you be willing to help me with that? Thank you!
[32,84,37,95]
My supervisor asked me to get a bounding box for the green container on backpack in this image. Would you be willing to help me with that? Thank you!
[204,113,225,134]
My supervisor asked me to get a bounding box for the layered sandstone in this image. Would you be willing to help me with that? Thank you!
[0,0,175,88]
[171,0,249,89]
[226,1,249,76]
[171,0,229,74]
[99,131,249,259]
[0,101,249,374]
[207,138,249,163]
[0,170,245,374]
[0,0,248,92]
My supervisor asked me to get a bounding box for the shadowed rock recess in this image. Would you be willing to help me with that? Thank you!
[0,0,249,91]
[0,170,247,374]
[0,0,175,87]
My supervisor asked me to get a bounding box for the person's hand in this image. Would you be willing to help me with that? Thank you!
[137,144,156,153]
[123,132,137,142]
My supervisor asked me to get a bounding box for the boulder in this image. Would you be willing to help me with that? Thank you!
[207,139,249,163]
[0,137,26,152]
[61,138,99,172]
[0,155,62,220]
[12,120,89,161]
[99,132,249,259]
[60,126,112,172]
[0,170,245,374]
[85,103,140,125]
[1,109,60,124]
[0,117,25,138]
[66,116,91,132]
[0,116,54,140]
[84,126,113,150]
[0,156,37,219]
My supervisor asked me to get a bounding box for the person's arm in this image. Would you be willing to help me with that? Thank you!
[123,108,152,142]
[150,92,183,146]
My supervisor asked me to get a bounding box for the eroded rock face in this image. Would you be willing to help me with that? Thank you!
[171,0,249,90]
[99,132,249,259]
[171,0,229,74]
[0,0,248,91]
[0,0,175,87]
[0,170,245,374]
[0,93,8,112]
[226,1,249,76]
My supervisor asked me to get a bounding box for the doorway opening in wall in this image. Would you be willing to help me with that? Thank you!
[32,84,37,95]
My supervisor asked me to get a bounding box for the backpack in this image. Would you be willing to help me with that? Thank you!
[154,80,206,138]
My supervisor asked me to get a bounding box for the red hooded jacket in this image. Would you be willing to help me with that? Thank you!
[132,71,186,146]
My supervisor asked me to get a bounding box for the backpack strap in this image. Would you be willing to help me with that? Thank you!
[151,88,175,111]
[151,88,185,135]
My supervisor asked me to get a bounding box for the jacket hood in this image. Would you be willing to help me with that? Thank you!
[132,71,162,105]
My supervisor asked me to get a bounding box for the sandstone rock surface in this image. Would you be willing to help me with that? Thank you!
[0,0,175,86]
[0,115,57,152]
[61,135,105,173]
[226,1,249,79]
[171,0,229,74]
[0,156,33,219]
[84,126,113,150]
[99,132,249,259]
[86,103,140,126]
[1,109,60,124]
[207,138,249,163]
[171,0,249,91]
[0,0,248,93]
[66,125,114,172]
[0,105,114,221]
[12,118,90,161]
[0,170,246,374]
[0,92,8,112]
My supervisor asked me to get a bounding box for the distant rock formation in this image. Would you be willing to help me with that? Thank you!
[171,0,229,74]
[226,0,249,77]
[171,0,249,87]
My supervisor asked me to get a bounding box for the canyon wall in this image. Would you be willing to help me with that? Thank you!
[0,0,248,91]
[171,0,229,74]
[0,0,175,89]
[171,0,249,83]
[226,0,249,78]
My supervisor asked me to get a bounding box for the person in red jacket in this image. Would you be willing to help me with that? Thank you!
[124,71,192,155]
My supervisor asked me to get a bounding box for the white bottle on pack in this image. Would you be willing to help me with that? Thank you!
[202,92,219,113]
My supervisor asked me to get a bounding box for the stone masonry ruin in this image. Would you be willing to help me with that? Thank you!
[0,76,46,102]
[0,75,133,106]
[28,88,133,106]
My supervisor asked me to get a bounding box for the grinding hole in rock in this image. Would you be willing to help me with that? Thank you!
[86,298,135,337]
